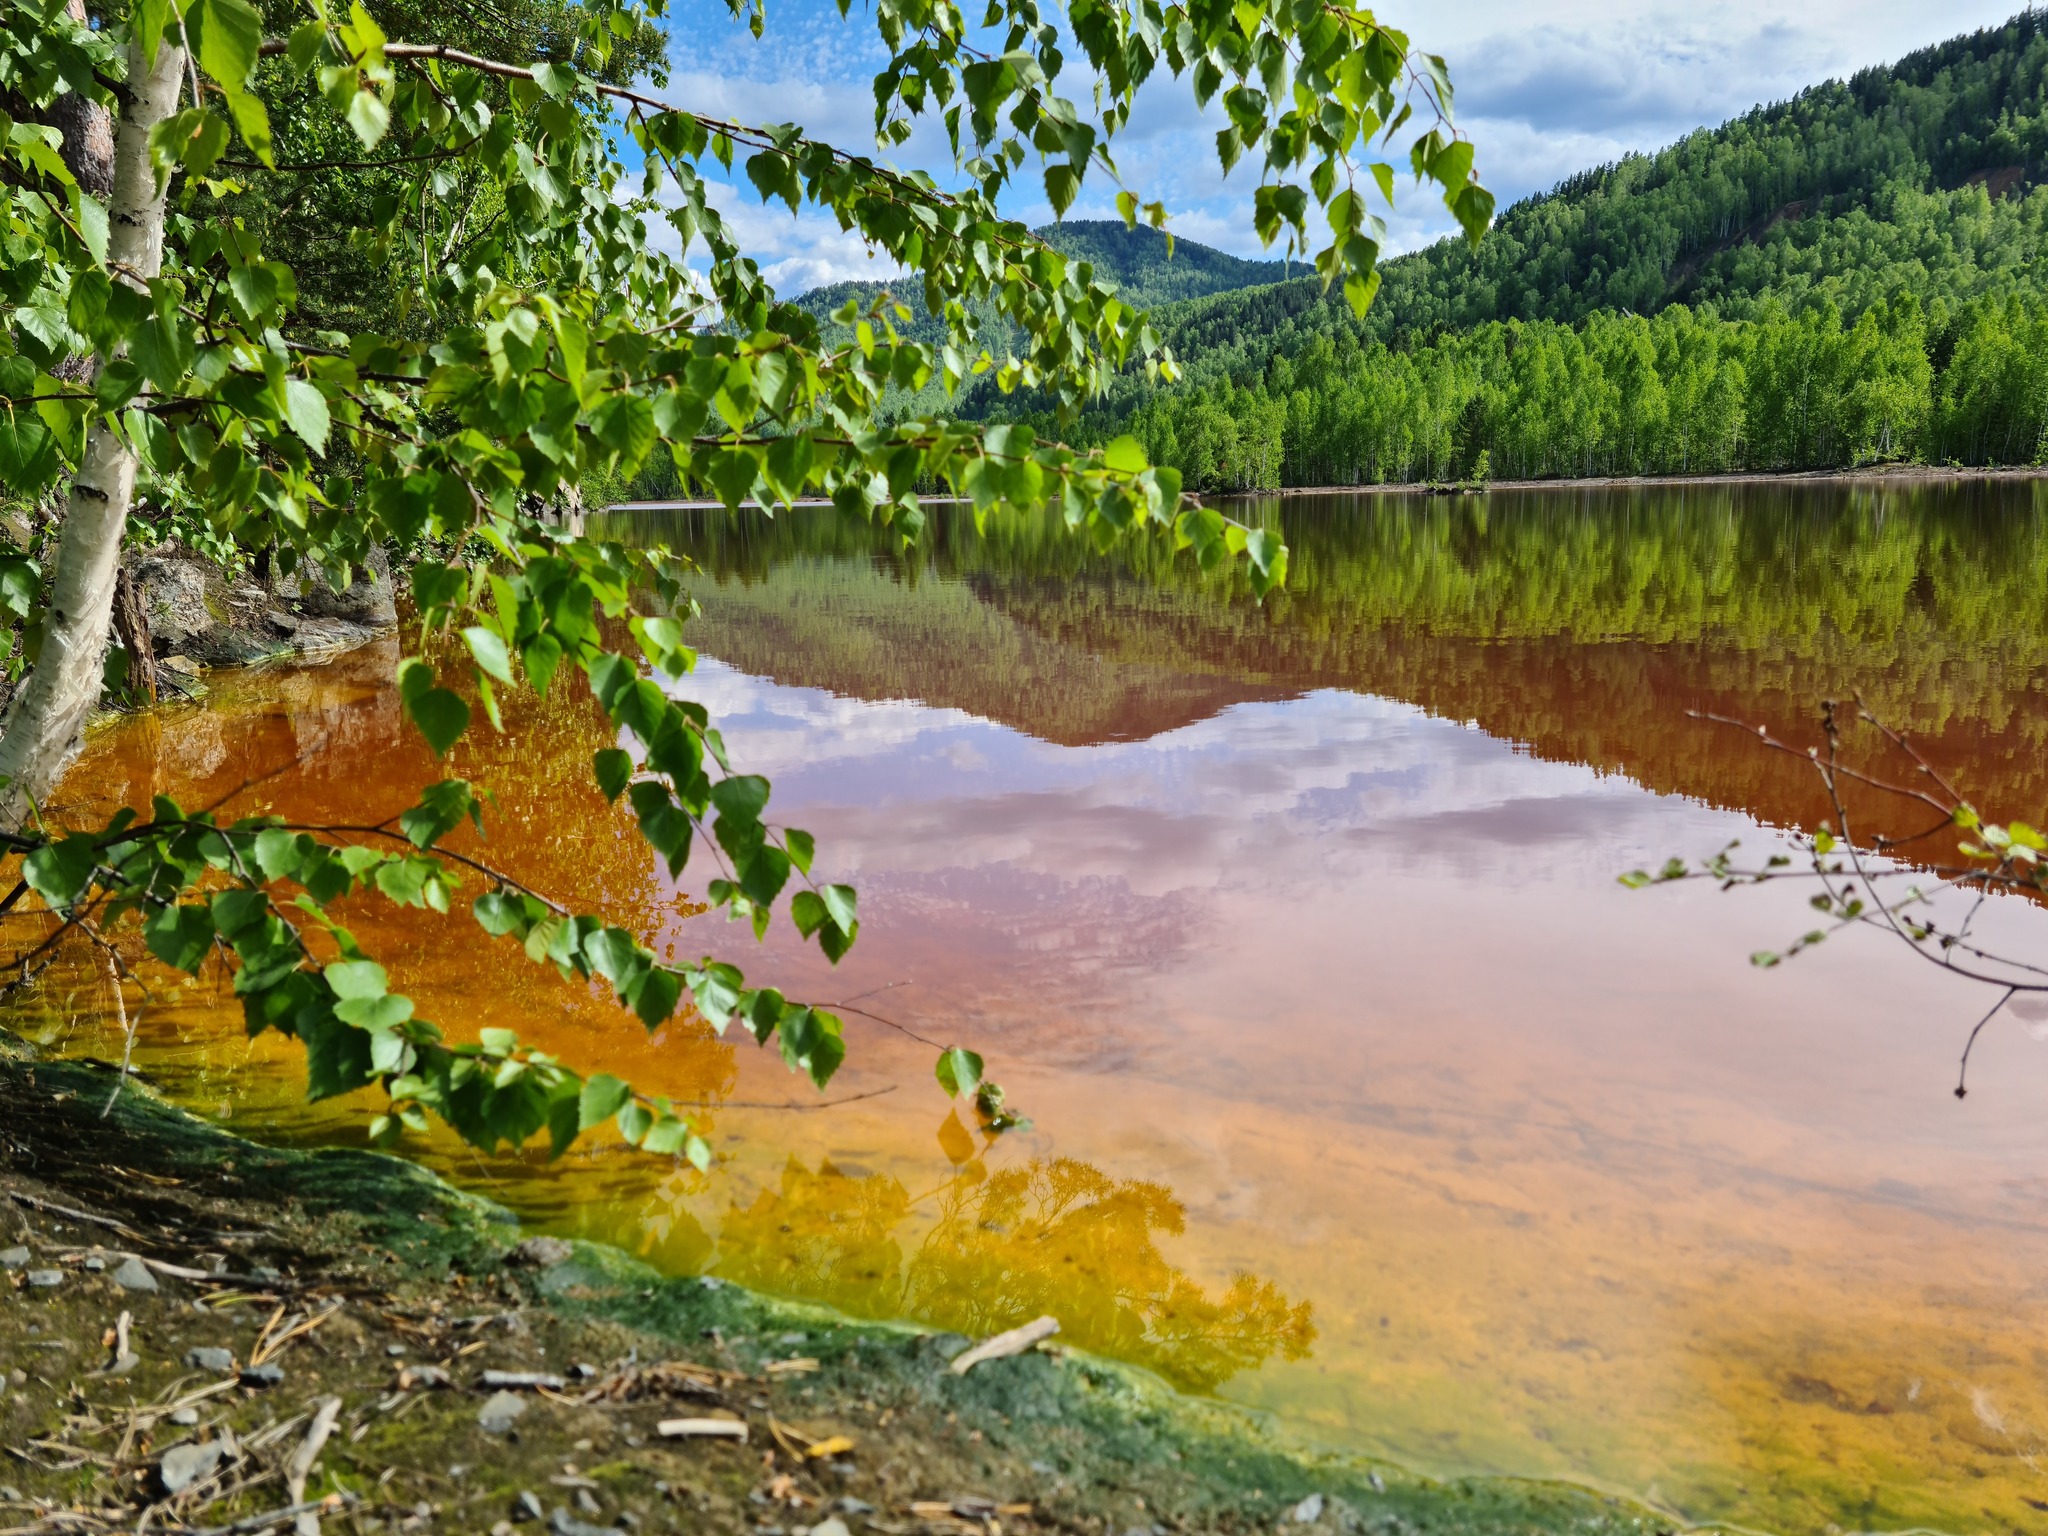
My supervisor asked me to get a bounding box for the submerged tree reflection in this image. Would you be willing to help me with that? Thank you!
[716,1154,1314,1393]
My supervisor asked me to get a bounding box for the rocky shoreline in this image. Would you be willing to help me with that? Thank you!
[127,544,399,692]
[0,1047,1670,1536]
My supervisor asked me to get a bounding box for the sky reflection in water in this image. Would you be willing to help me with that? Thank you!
[34,483,2048,1536]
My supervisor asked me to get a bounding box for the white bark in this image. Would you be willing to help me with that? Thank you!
[0,36,184,825]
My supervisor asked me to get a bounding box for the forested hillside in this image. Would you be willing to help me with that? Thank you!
[791,221,1284,335]
[984,10,2048,489]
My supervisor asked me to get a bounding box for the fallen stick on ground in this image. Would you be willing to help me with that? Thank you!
[6,1191,140,1239]
[656,1418,749,1441]
[948,1316,1059,1376]
[284,1397,341,1505]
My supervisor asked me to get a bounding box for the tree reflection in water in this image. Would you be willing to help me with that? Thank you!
[713,1153,1315,1393]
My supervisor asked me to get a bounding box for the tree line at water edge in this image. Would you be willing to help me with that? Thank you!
[1008,294,2048,490]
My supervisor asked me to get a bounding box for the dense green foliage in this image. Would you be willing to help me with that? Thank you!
[1021,294,2048,487]
[0,0,1489,1165]
[1181,6,2048,342]
[984,10,2048,487]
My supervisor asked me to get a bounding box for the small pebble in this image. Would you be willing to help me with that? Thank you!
[386,1343,407,1357]
[83,1255,105,1272]
[808,1520,852,1536]
[112,1256,159,1292]
[239,1363,285,1388]
[158,1441,225,1495]
[568,1362,597,1380]
[478,1391,528,1435]
[573,1488,603,1516]
[169,1408,199,1426]
[0,1247,29,1269]
[835,1499,876,1516]
[514,1490,545,1522]
[25,1269,62,1289]
[1292,1494,1325,1523]
[185,1347,235,1372]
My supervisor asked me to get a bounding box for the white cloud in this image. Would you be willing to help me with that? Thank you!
[651,0,2033,285]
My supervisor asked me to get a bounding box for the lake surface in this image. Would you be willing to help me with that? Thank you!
[26,480,2048,1536]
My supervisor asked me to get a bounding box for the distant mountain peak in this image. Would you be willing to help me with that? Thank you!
[789,222,1287,318]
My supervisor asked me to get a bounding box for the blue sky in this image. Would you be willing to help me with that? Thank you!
[655,0,2029,294]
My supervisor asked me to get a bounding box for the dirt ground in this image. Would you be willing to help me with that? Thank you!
[0,1052,1666,1536]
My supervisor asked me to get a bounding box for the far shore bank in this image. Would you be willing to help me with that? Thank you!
[1256,463,2048,497]
[607,462,2048,517]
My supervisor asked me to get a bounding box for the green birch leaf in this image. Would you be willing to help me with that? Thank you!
[578,1072,632,1129]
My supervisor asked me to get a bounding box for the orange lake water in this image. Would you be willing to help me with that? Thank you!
[21,482,2048,1535]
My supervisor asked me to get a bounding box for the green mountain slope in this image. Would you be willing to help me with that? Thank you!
[969,10,2048,486]
[1159,7,2048,349]
[788,221,1285,329]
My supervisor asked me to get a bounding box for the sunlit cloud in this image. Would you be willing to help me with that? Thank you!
[654,0,2030,285]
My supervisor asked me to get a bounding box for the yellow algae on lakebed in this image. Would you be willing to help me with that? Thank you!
[23,486,2048,1536]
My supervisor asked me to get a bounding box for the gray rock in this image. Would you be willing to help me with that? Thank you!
[294,546,397,627]
[807,1520,852,1536]
[386,1344,407,1357]
[159,1440,226,1495]
[477,1390,527,1435]
[184,1347,236,1373]
[1292,1494,1325,1523]
[0,1247,28,1269]
[925,1332,972,1363]
[480,1370,566,1390]
[1368,1473,1386,1493]
[24,1269,61,1288]
[169,1408,199,1426]
[513,1490,544,1522]
[83,1255,105,1271]
[573,1489,604,1517]
[835,1499,876,1516]
[239,1363,285,1388]
[112,1257,159,1292]
[134,551,228,658]
[507,1236,574,1269]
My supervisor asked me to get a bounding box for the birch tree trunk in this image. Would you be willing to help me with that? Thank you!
[0,35,183,825]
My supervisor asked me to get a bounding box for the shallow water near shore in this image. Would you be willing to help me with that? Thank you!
[24,480,2048,1536]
